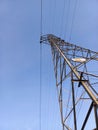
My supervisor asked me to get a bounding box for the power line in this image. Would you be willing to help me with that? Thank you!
[64,0,71,41]
[52,0,57,34]
[60,0,66,37]
[40,0,43,36]
[40,0,43,130]
[69,0,78,42]
[39,44,42,130]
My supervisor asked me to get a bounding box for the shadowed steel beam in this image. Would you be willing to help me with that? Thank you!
[94,104,98,130]
[64,124,72,130]
[71,73,77,130]
[81,102,93,130]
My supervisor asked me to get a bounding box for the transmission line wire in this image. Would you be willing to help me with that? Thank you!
[52,0,57,34]
[40,0,43,36]
[40,0,43,130]
[64,0,71,41]
[60,0,66,37]
[39,43,42,130]
[69,0,78,42]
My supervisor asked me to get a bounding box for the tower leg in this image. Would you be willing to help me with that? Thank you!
[94,104,98,130]
[71,72,77,130]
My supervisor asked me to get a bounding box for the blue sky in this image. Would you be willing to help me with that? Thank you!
[0,0,98,130]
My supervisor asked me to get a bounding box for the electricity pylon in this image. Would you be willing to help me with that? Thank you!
[40,34,98,130]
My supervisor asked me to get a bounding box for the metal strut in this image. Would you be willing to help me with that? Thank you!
[71,72,77,130]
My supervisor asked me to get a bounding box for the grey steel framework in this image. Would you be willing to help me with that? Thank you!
[40,34,98,130]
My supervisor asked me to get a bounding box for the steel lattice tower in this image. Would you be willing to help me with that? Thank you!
[40,34,98,130]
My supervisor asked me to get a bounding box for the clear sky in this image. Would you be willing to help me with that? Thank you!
[0,0,98,130]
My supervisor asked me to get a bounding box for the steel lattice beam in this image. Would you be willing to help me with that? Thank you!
[40,34,98,130]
